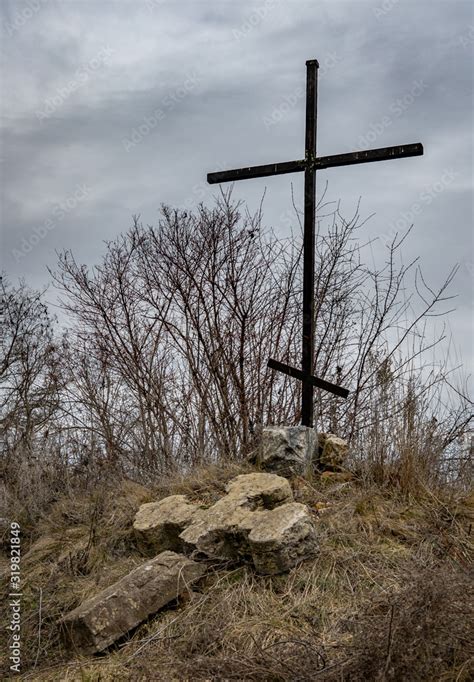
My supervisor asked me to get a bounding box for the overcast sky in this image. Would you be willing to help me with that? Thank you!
[1,0,473,375]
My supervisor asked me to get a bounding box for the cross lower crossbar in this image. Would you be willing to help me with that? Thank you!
[267,358,350,400]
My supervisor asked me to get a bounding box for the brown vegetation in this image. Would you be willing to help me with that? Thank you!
[2,194,471,495]
[1,195,472,679]
[0,465,472,680]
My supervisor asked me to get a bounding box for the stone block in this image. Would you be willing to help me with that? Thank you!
[248,502,319,574]
[318,433,349,470]
[60,551,206,654]
[179,473,318,574]
[133,495,200,554]
[259,426,318,476]
[224,472,293,509]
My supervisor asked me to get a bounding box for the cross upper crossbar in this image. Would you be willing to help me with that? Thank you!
[207,59,423,428]
[207,143,423,184]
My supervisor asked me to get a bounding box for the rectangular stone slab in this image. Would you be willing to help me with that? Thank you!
[60,551,206,653]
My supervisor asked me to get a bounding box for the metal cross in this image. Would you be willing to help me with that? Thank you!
[207,59,423,427]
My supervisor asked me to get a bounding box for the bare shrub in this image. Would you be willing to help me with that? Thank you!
[0,277,70,521]
[1,193,471,505]
[46,193,471,487]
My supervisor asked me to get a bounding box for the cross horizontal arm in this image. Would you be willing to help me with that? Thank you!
[207,144,423,185]
[314,142,423,170]
[267,358,350,399]
[207,159,305,184]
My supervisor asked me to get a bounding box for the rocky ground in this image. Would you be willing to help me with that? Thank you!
[1,459,473,681]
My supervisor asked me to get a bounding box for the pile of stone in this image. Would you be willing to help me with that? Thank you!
[61,472,319,653]
[134,472,318,575]
[61,428,349,654]
[257,426,348,475]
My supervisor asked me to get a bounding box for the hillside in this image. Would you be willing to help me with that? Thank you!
[1,461,472,681]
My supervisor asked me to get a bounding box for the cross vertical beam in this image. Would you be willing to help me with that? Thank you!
[302,59,318,427]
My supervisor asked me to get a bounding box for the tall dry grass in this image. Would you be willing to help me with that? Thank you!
[1,464,472,680]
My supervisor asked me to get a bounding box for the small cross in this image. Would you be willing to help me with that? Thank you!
[207,59,423,428]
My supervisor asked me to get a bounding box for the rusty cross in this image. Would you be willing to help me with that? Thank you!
[207,59,423,428]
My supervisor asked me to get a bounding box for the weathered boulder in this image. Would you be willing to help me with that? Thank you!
[318,433,349,470]
[130,474,318,574]
[133,495,200,554]
[60,551,206,654]
[180,474,291,560]
[248,503,319,574]
[179,473,318,573]
[259,426,318,476]
[224,472,293,509]
[180,501,254,560]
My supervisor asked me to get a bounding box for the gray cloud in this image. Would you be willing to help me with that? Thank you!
[1,0,472,370]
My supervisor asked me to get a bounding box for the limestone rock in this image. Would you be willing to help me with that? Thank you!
[133,495,200,554]
[180,473,293,561]
[179,473,318,574]
[259,426,318,476]
[248,503,319,574]
[224,472,293,509]
[318,433,349,470]
[180,502,254,561]
[60,551,206,654]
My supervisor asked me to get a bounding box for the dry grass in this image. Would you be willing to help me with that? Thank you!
[1,465,473,681]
